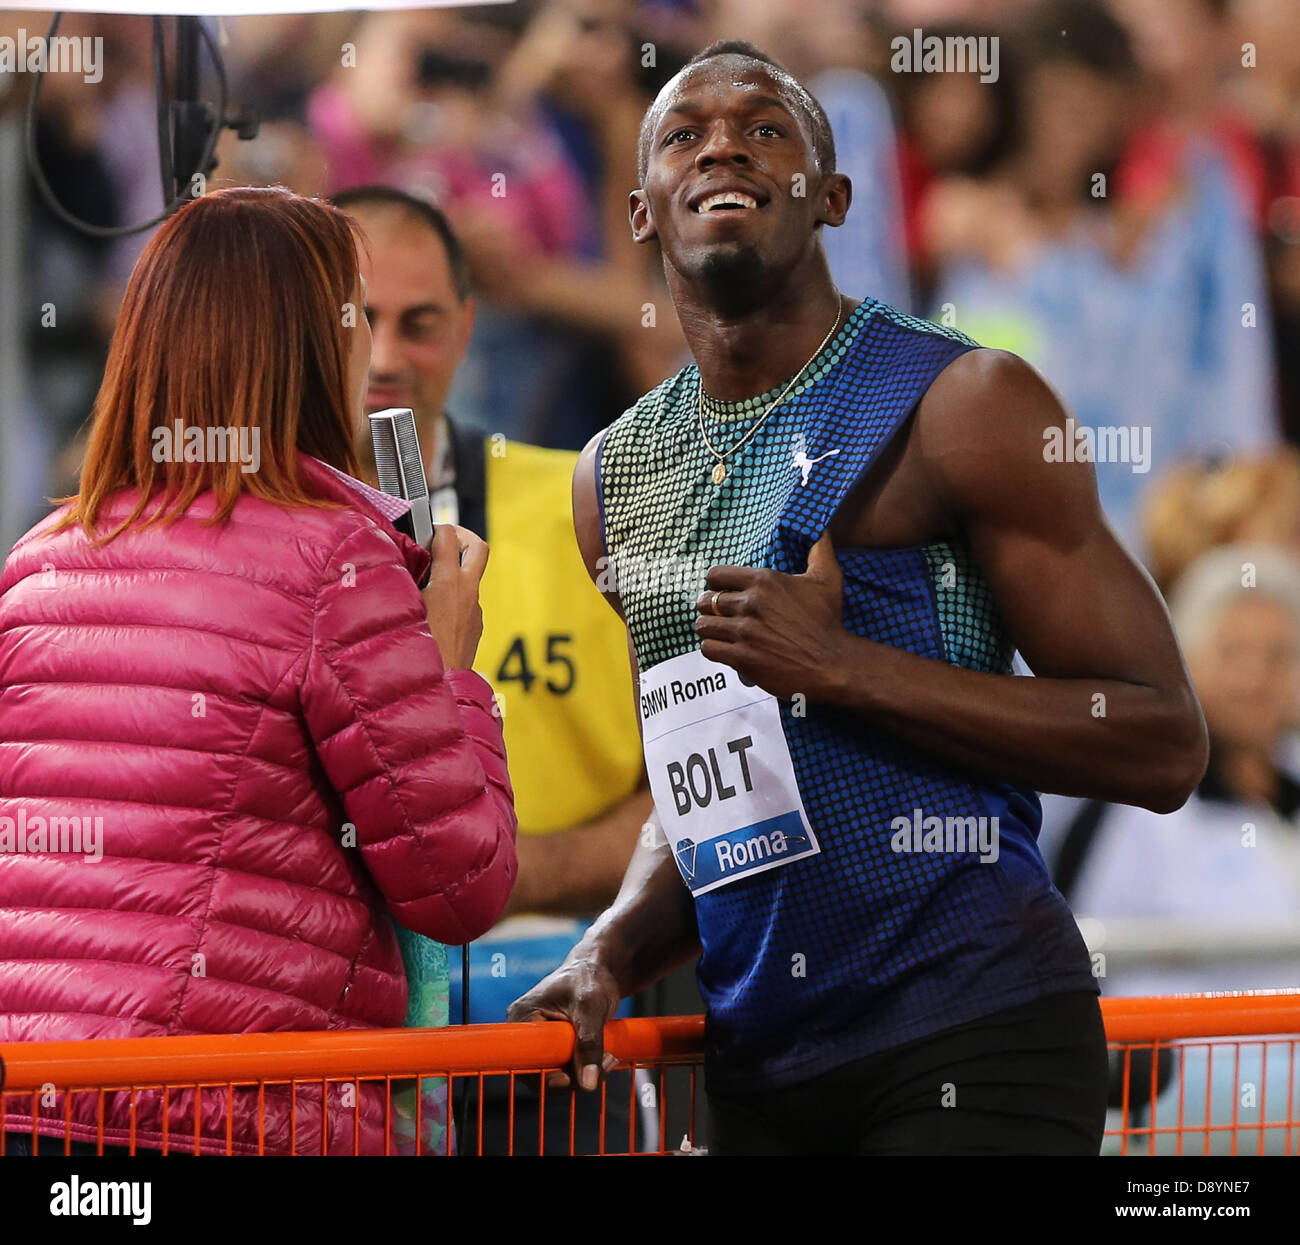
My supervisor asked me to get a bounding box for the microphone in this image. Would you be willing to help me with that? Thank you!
[369,408,434,551]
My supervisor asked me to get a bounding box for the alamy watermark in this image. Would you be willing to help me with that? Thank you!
[0,808,102,862]
[1043,418,1152,474]
[50,1177,151,1226]
[152,421,261,474]
[891,28,999,84]
[0,28,103,85]
[891,806,1000,863]
[595,551,714,598]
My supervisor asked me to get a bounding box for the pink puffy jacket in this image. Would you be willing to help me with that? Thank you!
[0,453,517,1154]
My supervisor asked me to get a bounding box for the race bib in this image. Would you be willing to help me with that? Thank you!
[639,649,819,896]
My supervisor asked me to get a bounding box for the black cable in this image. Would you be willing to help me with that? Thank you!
[25,12,227,239]
[460,946,469,1026]
[173,15,228,199]
[455,943,471,1151]
[174,17,227,201]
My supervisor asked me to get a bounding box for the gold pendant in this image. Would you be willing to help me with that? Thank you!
[712,461,727,485]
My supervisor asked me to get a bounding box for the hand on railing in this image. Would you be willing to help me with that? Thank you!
[507,956,623,1092]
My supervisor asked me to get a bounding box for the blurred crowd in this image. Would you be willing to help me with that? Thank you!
[8,0,1300,516]
[7,0,1300,1038]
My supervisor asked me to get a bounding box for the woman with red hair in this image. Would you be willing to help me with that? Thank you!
[0,186,517,1155]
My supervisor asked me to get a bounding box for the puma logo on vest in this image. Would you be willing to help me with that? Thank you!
[792,447,840,485]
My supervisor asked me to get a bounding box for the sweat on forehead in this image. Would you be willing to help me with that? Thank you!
[637,54,834,181]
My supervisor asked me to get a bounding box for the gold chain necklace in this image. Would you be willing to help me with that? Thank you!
[697,296,843,485]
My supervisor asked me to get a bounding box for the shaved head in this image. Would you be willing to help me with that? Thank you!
[638,40,835,183]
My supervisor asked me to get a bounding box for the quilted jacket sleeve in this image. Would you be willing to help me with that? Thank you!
[301,522,517,944]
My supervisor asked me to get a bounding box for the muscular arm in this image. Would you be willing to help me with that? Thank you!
[576,806,702,998]
[696,350,1209,813]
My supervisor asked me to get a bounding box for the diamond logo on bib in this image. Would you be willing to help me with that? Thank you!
[640,649,820,896]
[675,837,698,881]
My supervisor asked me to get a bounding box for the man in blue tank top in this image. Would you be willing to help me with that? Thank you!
[510,40,1208,1156]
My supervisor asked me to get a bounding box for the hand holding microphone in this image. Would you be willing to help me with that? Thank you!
[370,407,487,671]
[423,523,487,670]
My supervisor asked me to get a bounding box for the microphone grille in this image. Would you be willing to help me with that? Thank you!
[371,416,402,497]
[393,413,429,503]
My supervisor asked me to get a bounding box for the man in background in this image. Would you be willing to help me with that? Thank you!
[334,185,651,1154]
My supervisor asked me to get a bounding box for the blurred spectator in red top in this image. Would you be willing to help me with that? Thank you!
[1109,0,1293,228]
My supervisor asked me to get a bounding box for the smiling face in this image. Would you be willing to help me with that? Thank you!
[631,55,849,300]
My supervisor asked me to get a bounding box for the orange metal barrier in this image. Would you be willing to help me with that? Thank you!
[1102,992,1300,1156]
[0,1016,705,1156]
[1,995,1297,1155]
